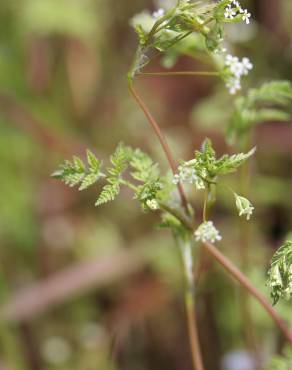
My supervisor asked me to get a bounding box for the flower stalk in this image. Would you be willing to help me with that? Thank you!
[138,71,220,77]
[177,236,204,370]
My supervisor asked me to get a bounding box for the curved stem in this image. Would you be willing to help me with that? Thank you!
[177,237,204,370]
[128,82,189,214]
[138,71,220,77]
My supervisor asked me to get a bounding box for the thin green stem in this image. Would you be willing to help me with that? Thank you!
[160,203,193,228]
[203,188,210,222]
[130,30,194,79]
[138,71,220,78]
[120,179,138,192]
[177,237,204,370]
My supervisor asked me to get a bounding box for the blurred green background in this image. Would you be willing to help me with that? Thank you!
[0,1,291,369]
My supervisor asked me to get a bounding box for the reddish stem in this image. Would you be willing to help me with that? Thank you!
[128,82,189,213]
[203,241,292,344]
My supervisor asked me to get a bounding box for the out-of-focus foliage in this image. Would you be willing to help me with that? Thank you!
[227,81,292,142]
[18,0,98,38]
[264,347,292,370]
[0,0,292,370]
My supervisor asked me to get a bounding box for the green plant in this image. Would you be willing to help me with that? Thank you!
[54,1,292,369]
[267,241,292,305]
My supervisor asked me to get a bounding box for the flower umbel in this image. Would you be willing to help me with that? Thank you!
[173,161,205,190]
[224,54,253,94]
[194,221,222,243]
[223,1,252,25]
[234,193,254,220]
[241,9,251,25]
[224,5,236,20]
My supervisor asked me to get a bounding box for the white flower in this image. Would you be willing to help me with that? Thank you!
[223,1,252,25]
[241,57,253,75]
[241,9,251,24]
[224,54,253,94]
[194,221,222,243]
[230,61,244,77]
[146,199,159,210]
[173,166,196,184]
[225,54,239,67]
[232,0,241,7]
[224,5,236,19]
[226,76,241,94]
[173,163,205,190]
[234,193,254,220]
[153,8,165,19]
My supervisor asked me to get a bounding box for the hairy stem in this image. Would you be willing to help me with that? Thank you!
[177,237,204,370]
[128,82,189,213]
[138,71,219,77]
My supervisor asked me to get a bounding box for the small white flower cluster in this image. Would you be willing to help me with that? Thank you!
[225,54,253,94]
[223,0,251,25]
[146,199,160,210]
[234,193,254,220]
[173,161,205,190]
[194,221,222,243]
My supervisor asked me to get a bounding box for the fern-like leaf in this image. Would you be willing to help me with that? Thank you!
[189,138,256,181]
[266,241,292,305]
[95,143,132,206]
[130,148,159,182]
[95,183,120,206]
[216,147,256,175]
[52,150,103,190]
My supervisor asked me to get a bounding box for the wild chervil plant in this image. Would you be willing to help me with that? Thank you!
[53,1,292,369]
